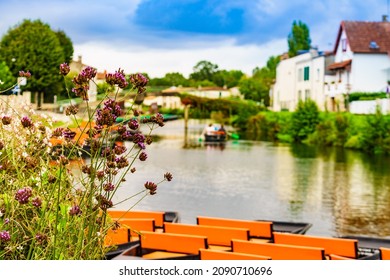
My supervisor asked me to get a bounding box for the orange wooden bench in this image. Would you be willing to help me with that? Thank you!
[108,210,166,228]
[115,218,156,238]
[119,231,209,260]
[379,247,390,260]
[197,216,273,240]
[329,254,355,260]
[273,232,358,258]
[232,239,326,260]
[199,249,271,260]
[104,228,129,247]
[164,222,250,248]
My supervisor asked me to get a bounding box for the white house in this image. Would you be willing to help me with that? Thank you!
[272,49,333,111]
[325,20,390,112]
[272,20,390,113]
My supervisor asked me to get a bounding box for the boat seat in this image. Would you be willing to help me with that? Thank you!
[197,216,273,240]
[108,210,166,228]
[379,247,390,260]
[199,249,271,260]
[137,231,209,259]
[164,222,250,247]
[104,227,129,247]
[329,254,355,260]
[232,239,326,260]
[115,218,156,239]
[273,232,358,259]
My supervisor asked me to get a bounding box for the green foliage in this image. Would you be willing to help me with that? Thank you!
[0,61,15,89]
[212,69,244,88]
[54,30,74,63]
[238,77,270,105]
[189,60,219,82]
[288,20,311,57]
[289,99,319,142]
[179,93,262,127]
[348,92,387,102]
[0,19,70,105]
[359,107,390,154]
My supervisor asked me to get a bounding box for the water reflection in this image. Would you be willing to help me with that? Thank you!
[112,119,390,238]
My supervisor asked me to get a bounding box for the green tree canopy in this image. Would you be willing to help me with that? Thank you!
[164,72,189,86]
[190,60,219,82]
[0,19,70,106]
[238,77,269,105]
[55,30,74,64]
[287,20,311,57]
[0,61,15,91]
[213,69,244,88]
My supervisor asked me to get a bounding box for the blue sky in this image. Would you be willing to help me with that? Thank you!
[0,0,388,77]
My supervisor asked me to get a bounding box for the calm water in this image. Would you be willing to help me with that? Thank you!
[113,119,390,238]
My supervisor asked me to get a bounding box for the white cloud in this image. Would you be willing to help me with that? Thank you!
[74,38,287,77]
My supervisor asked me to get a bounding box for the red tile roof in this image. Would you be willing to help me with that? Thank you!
[328,59,352,70]
[334,21,390,54]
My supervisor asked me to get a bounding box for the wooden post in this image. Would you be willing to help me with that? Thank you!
[184,105,190,148]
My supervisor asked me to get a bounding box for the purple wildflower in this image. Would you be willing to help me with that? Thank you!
[103,183,115,192]
[0,230,11,242]
[129,73,148,93]
[139,151,147,161]
[132,133,145,144]
[105,68,129,88]
[144,181,157,195]
[59,63,70,76]
[1,115,12,125]
[21,116,33,128]
[128,119,139,130]
[69,205,82,216]
[19,70,31,78]
[164,172,173,182]
[15,187,32,204]
[62,128,77,141]
[32,197,42,208]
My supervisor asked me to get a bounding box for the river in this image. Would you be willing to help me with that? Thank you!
[113,119,390,238]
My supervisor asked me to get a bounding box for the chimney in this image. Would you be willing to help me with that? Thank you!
[382,15,388,22]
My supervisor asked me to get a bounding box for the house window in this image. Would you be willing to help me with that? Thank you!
[305,89,310,100]
[298,90,302,100]
[298,68,303,81]
[341,39,347,52]
[304,66,310,81]
[316,68,320,81]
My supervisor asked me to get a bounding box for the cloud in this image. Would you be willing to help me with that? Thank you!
[0,0,388,76]
[74,38,287,77]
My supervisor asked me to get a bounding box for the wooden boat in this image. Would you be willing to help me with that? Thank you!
[257,219,312,235]
[204,130,227,142]
[340,235,390,259]
[108,215,314,260]
[104,210,180,259]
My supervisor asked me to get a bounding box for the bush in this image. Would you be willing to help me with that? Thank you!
[0,66,172,259]
[289,99,320,142]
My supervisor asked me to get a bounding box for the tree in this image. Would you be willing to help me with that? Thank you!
[190,60,219,82]
[55,30,74,63]
[238,77,269,105]
[164,72,189,86]
[0,19,67,107]
[213,69,244,88]
[288,20,311,57]
[0,61,15,91]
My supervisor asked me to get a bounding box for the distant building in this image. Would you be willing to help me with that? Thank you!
[69,55,97,102]
[272,20,390,112]
[162,86,242,99]
[272,49,333,111]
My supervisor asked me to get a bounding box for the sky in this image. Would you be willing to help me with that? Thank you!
[0,0,388,78]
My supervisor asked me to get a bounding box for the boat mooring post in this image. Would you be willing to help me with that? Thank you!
[184,104,190,147]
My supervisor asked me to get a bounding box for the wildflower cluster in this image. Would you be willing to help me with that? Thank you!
[0,64,172,260]
[71,66,97,100]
